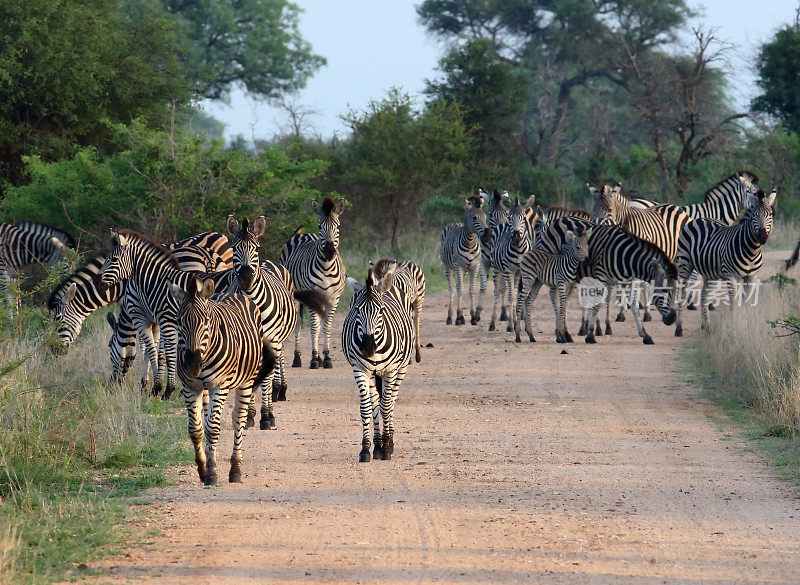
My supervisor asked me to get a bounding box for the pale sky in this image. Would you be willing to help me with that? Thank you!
[202,1,800,142]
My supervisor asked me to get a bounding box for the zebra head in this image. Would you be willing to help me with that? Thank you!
[48,281,78,355]
[509,195,536,246]
[590,183,619,224]
[736,170,761,209]
[563,228,592,263]
[346,266,396,359]
[745,188,777,245]
[482,188,510,231]
[463,196,488,242]
[533,205,550,248]
[106,312,136,383]
[97,229,133,291]
[170,276,215,379]
[312,197,346,260]
[227,215,266,292]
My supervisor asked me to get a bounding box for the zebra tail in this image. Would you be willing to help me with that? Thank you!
[784,237,800,271]
[293,289,329,317]
[253,343,278,390]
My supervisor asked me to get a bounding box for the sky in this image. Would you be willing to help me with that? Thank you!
[202,1,800,142]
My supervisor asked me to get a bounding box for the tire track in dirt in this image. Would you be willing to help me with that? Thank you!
[77,251,800,584]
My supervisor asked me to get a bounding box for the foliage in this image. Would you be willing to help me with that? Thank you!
[166,0,326,101]
[338,89,472,251]
[753,24,800,133]
[2,122,328,255]
[0,0,192,185]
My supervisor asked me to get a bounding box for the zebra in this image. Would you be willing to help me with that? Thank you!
[0,221,74,310]
[96,229,232,399]
[515,227,591,343]
[674,189,777,335]
[488,194,536,332]
[342,264,414,462]
[478,188,510,321]
[536,216,677,344]
[371,258,425,363]
[280,197,347,370]
[169,231,233,272]
[440,195,489,326]
[226,215,328,430]
[167,275,276,485]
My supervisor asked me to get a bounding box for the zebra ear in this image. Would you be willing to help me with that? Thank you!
[346,276,364,293]
[253,216,267,238]
[200,278,215,300]
[522,194,535,209]
[461,198,471,210]
[765,189,777,207]
[225,215,239,235]
[583,227,593,239]
[377,262,397,293]
[168,282,187,304]
[334,199,346,215]
[64,282,77,304]
[106,312,117,329]
[565,230,576,242]
[311,199,321,215]
[587,184,600,198]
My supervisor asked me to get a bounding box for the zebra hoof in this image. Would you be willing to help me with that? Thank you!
[455,315,465,325]
[446,316,452,325]
[643,335,655,345]
[506,324,513,333]
[373,445,382,460]
[499,309,509,321]
[359,449,371,463]
[675,327,683,337]
[277,384,287,401]
[292,354,302,368]
[161,385,175,401]
[260,417,271,430]
[271,388,279,402]
[708,304,716,311]
[151,382,163,398]
[565,332,574,343]
[556,336,566,344]
[228,469,242,484]
[687,303,697,311]
[528,336,536,343]
[605,324,613,336]
[309,356,321,369]
[269,413,276,428]
[515,334,521,343]
[488,322,495,331]
[585,336,596,344]
[470,316,478,325]
[577,326,586,336]
[245,416,255,430]
[380,449,391,461]
[615,313,626,322]
[473,312,481,323]
[322,356,333,369]
[643,313,652,322]
[204,473,218,486]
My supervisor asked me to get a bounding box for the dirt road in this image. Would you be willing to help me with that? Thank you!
[92,252,800,584]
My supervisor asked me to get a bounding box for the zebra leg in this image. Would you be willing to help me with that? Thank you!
[489,269,501,330]
[628,285,654,345]
[229,385,253,483]
[585,302,601,344]
[272,345,288,401]
[468,267,479,325]
[136,323,160,396]
[444,267,455,325]
[182,384,207,483]
[550,288,562,342]
[160,322,179,400]
[292,303,303,367]
[499,272,509,322]
[514,275,529,343]
[686,270,699,310]
[674,277,689,337]
[505,272,518,333]
[203,386,228,486]
[614,285,626,322]
[475,260,487,324]
[260,345,278,430]
[455,268,466,325]
[641,281,652,322]
[322,298,339,368]
[372,375,382,460]
[700,279,713,333]
[413,300,423,363]
[605,290,613,336]
[354,369,374,462]
[309,309,322,368]
[380,366,407,460]
[557,282,574,343]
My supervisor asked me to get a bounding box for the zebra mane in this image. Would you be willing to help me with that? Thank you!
[466,195,484,208]
[703,170,759,201]
[15,220,75,248]
[116,230,178,268]
[321,197,335,215]
[548,206,591,219]
[47,253,106,310]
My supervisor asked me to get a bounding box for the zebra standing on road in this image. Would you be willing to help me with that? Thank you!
[479,188,510,322]
[441,195,488,326]
[342,264,414,462]
[371,258,425,363]
[280,197,347,370]
[674,189,776,335]
[515,228,591,344]
[168,276,275,485]
[488,194,536,332]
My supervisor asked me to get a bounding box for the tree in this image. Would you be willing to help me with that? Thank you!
[166,0,326,101]
[0,0,192,185]
[340,89,472,252]
[752,21,800,133]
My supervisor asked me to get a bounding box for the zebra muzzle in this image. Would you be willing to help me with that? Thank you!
[358,334,377,358]
[321,240,336,261]
[238,267,255,291]
[757,229,769,245]
[182,349,203,378]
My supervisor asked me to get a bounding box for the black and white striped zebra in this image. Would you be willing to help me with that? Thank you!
[674,189,776,335]
[97,230,232,399]
[515,228,591,343]
[536,217,677,344]
[371,258,425,363]
[226,215,328,430]
[168,276,276,485]
[487,194,536,332]
[440,195,488,326]
[280,197,347,370]
[0,221,74,309]
[478,188,510,321]
[342,264,414,462]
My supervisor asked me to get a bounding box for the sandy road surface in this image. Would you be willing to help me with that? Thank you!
[86,251,800,584]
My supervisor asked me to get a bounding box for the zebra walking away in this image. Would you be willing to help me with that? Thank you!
[342,264,414,462]
[675,189,776,335]
[168,276,276,485]
[440,196,488,326]
[371,258,425,363]
[280,197,347,369]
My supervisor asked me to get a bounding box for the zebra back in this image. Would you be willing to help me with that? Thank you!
[169,231,232,272]
[681,170,760,223]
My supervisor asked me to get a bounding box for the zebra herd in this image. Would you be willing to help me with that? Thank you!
[440,171,776,345]
[28,196,427,481]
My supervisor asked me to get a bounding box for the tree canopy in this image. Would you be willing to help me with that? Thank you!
[753,24,800,134]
